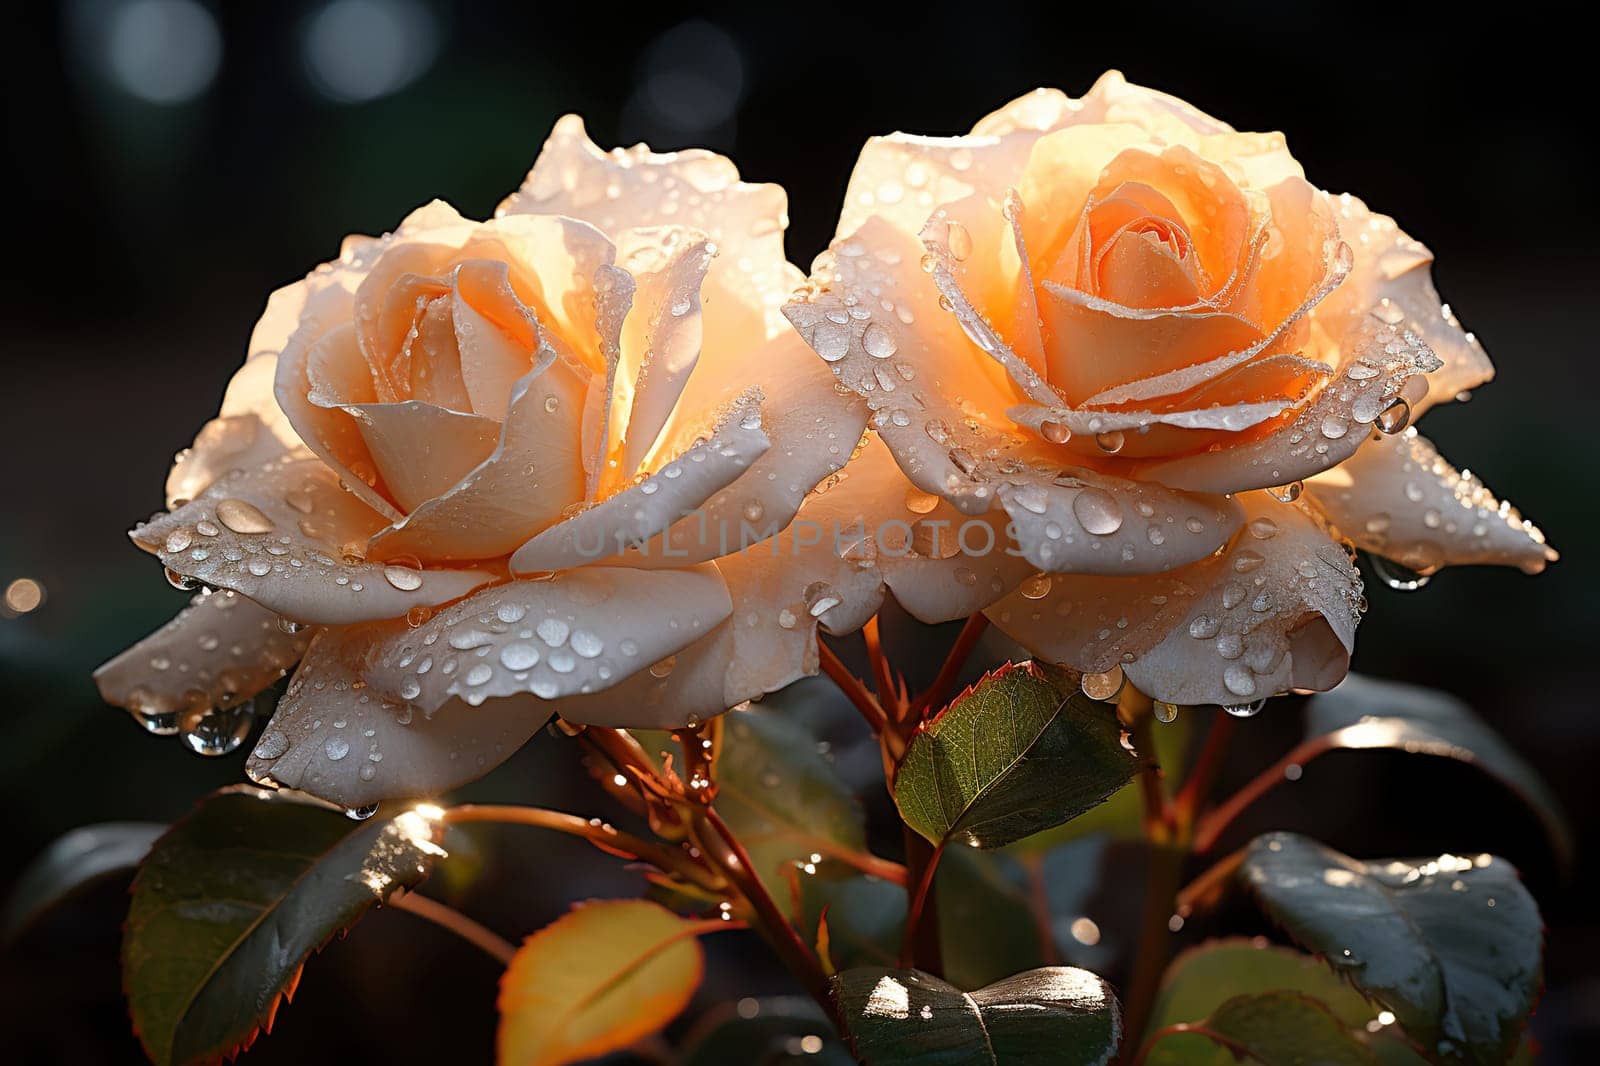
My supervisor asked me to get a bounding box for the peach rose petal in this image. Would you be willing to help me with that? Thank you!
[1329,193,1493,415]
[509,396,769,573]
[1122,496,1363,706]
[919,195,1058,405]
[93,590,310,720]
[131,458,496,624]
[166,413,305,511]
[498,115,797,336]
[1303,429,1557,575]
[278,321,403,521]
[612,232,713,478]
[881,505,1034,623]
[710,454,889,701]
[1138,317,1442,494]
[1037,282,1264,405]
[783,216,1019,516]
[246,632,551,807]
[344,400,500,514]
[997,470,1244,576]
[823,436,1030,622]
[356,564,732,715]
[986,564,1220,675]
[368,355,590,563]
[450,259,547,420]
[645,330,868,566]
[554,623,740,729]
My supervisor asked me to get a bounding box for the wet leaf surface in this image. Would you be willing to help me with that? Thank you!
[3,822,165,941]
[123,787,447,1065]
[1237,833,1542,1065]
[833,964,1121,1065]
[893,662,1142,850]
[1306,674,1571,865]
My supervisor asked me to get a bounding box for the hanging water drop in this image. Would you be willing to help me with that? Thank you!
[345,803,380,821]
[1267,481,1303,503]
[1223,698,1267,718]
[1376,397,1412,434]
[179,704,255,756]
[1154,701,1180,723]
[1369,554,1432,591]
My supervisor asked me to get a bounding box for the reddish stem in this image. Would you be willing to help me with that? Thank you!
[899,833,946,972]
[1172,712,1238,831]
[1192,736,1333,853]
[817,637,899,756]
[698,807,839,1024]
[910,613,990,718]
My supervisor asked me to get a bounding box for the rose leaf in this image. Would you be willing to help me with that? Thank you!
[1305,674,1571,865]
[123,786,447,1066]
[832,965,1122,1064]
[3,822,164,941]
[497,899,712,1066]
[1237,832,1542,1064]
[892,662,1144,850]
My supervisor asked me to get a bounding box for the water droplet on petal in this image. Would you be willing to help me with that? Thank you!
[216,499,275,534]
[1072,488,1123,535]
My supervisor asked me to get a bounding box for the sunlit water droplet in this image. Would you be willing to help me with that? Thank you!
[215,498,275,534]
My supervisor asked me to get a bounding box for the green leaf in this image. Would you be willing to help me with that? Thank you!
[123,786,447,1065]
[1149,990,1380,1064]
[1307,674,1572,865]
[498,899,712,1066]
[680,996,854,1065]
[793,848,1051,990]
[892,662,1143,850]
[833,965,1121,1065]
[639,702,867,901]
[1237,832,1542,1065]
[4,822,164,940]
[796,867,904,972]
[936,847,1046,989]
[1147,939,1422,1065]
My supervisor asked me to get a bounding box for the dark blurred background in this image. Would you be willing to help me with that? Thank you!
[2,1,1595,1062]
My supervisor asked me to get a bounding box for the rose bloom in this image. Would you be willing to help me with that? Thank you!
[785,72,1555,707]
[94,119,881,807]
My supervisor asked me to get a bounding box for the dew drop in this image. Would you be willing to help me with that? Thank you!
[1224,697,1267,717]
[862,323,897,359]
[325,736,351,761]
[1081,666,1124,701]
[383,562,425,591]
[1094,430,1126,454]
[345,803,379,821]
[1154,701,1179,723]
[1370,555,1432,591]
[216,499,275,534]
[1267,481,1303,503]
[1376,397,1411,435]
[1040,420,1071,445]
[1072,488,1123,535]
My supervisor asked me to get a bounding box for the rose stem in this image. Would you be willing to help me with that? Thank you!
[817,636,897,750]
[1170,711,1239,835]
[899,832,946,972]
[1120,685,1184,1052]
[861,616,902,716]
[909,613,990,718]
[695,807,841,1027]
[440,804,719,891]
[1191,735,1335,853]
[389,889,517,966]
